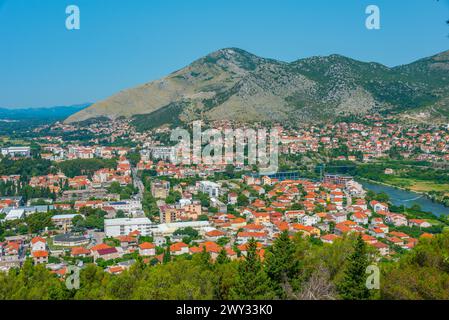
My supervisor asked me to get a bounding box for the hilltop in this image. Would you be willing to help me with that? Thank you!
[65,48,449,129]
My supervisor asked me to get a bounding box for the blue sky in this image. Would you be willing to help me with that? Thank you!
[0,0,448,108]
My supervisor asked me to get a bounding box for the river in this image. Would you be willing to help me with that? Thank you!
[360,181,449,217]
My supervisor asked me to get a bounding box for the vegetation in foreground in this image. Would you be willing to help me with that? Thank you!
[1,231,448,300]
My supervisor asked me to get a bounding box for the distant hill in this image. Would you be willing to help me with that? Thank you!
[0,104,91,120]
[65,48,449,128]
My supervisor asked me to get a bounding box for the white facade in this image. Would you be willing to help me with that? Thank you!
[107,200,143,216]
[5,209,25,221]
[151,221,211,237]
[31,241,46,252]
[1,146,31,158]
[104,217,153,237]
[198,181,220,197]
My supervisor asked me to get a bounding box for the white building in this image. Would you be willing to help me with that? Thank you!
[144,146,176,162]
[107,200,143,216]
[150,221,211,237]
[104,217,153,237]
[198,181,220,197]
[1,146,31,158]
[31,237,47,252]
[4,209,25,221]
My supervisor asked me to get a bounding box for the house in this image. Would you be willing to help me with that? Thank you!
[115,235,138,249]
[387,236,404,246]
[362,234,377,245]
[385,213,408,227]
[71,247,91,258]
[261,176,272,186]
[284,210,305,222]
[32,250,48,264]
[370,201,389,214]
[205,229,226,242]
[371,242,389,256]
[370,228,386,238]
[139,242,156,256]
[321,234,341,244]
[93,247,122,261]
[31,237,46,252]
[409,219,432,228]
[236,231,267,244]
[198,241,222,260]
[353,199,368,211]
[170,242,189,255]
[106,266,125,275]
[227,192,238,205]
[225,247,238,260]
[291,224,321,237]
[328,213,347,224]
[210,198,227,214]
[253,212,270,224]
[230,218,246,229]
[301,214,319,226]
[351,212,369,225]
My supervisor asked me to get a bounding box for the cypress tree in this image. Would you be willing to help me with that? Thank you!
[163,246,171,264]
[337,235,372,300]
[230,238,276,300]
[265,230,299,297]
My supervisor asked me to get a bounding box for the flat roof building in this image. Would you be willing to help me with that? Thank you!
[104,217,153,237]
[1,146,31,158]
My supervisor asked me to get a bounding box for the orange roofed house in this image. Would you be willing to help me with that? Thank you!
[32,250,48,264]
[139,242,156,256]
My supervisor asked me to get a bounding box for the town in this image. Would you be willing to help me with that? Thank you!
[1,114,448,281]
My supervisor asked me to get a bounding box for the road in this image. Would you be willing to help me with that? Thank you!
[132,167,145,202]
[131,167,146,217]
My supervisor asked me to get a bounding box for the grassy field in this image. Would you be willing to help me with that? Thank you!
[0,136,29,146]
[383,177,449,195]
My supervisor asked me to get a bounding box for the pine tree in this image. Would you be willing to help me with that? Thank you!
[265,230,299,297]
[198,246,212,270]
[163,246,171,264]
[216,248,230,264]
[230,238,276,300]
[337,235,372,300]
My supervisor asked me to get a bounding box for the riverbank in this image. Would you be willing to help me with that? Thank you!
[358,176,449,207]
[357,177,425,195]
[359,180,449,217]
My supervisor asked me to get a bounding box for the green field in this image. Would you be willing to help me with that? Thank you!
[384,177,449,195]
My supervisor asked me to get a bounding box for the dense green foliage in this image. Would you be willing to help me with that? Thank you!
[0,158,53,182]
[2,231,448,300]
[57,159,117,178]
[107,182,137,200]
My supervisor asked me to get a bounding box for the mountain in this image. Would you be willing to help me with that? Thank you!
[1,104,91,120]
[65,48,449,128]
